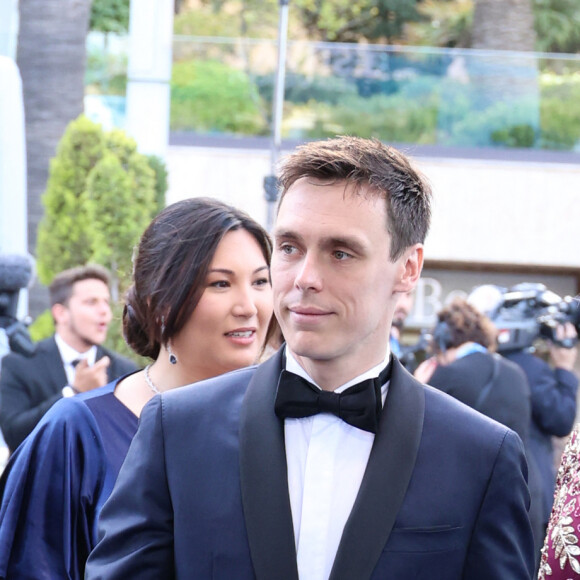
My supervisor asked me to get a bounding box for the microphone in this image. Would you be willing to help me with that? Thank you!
[0,254,34,292]
[0,254,36,357]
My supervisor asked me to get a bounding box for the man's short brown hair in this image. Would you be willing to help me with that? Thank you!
[278,136,432,261]
[49,264,110,307]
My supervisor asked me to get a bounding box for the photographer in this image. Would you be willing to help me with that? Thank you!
[504,322,578,536]
[467,282,580,544]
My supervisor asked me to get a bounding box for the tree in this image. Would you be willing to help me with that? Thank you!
[406,0,473,48]
[90,0,130,34]
[16,0,93,314]
[472,0,536,51]
[468,0,539,148]
[534,0,580,54]
[36,115,160,301]
[293,0,425,43]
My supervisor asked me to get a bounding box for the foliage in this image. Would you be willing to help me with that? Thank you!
[293,0,426,43]
[28,310,55,343]
[146,155,169,212]
[255,72,358,107]
[36,116,104,284]
[36,115,160,299]
[539,73,580,148]
[438,94,540,147]
[302,89,438,144]
[103,302,149,367]
[86,46,128,95]
[534,0,580,53]
[491,124,537,147]
[406,0,473,47]
[174,5,242,37]
[170,59,268,134]
[174,0,279,38]
[90,0,130,34]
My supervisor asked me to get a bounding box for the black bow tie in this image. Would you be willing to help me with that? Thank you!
[274,361,392,434]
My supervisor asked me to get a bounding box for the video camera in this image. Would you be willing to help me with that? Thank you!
[0,254,36,357]
[469,283,580,353]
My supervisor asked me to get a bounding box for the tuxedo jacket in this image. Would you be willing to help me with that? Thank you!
[86,350,535,580]
[0,336,137,452]
[427,351,545,557]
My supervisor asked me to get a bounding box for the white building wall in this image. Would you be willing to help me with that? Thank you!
[165,144,580,271]
[422,157,580,268]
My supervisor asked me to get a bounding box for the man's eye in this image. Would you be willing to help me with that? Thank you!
[280,244,296,255]
[334,251,350,260]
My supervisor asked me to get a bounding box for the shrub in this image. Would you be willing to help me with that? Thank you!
[302,91,438,144]
[34,116,165,362]
[539,75,580,150]
[170,59,268,134]
[28,310,55,343]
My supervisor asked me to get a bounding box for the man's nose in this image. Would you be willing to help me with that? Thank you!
[294,253,323,292]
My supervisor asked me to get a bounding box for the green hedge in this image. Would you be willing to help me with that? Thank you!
[170,60,268,134]
[87,53,580,151]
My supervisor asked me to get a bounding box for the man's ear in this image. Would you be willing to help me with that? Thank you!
[51,303,67,327]
[394,244,423,293]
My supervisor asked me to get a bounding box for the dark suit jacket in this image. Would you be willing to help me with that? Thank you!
[427,351,544,558]
[86,350,534,580]
[0,336,137,452]
[428,352,530,440]
[504,350,578,524]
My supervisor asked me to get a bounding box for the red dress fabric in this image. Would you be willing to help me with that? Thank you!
[539,425,580,578]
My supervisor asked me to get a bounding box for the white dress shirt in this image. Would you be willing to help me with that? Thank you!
[54,333,97,386]
[284,348,390,580]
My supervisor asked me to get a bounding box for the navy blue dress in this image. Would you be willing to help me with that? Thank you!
[0,377,138,579]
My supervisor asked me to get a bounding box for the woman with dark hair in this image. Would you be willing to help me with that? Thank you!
[0,197,275,580]
[414,297,529,439]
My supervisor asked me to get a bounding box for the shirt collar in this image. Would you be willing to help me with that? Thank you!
[455,342,488,360]
[284,346,391,394]
[54,333,98,366]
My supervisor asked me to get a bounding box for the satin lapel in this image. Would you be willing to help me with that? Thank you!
[42,337,68,392]
[239,348,298,580]
[329,358,425,580]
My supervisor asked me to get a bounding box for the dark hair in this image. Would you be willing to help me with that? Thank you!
[433,298,497,353]
[49,264,110,307]
[278,136,432,261]
[123,197,273,360]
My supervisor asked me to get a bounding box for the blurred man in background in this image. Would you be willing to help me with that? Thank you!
[390,290,414,358]
[0,265,136,452]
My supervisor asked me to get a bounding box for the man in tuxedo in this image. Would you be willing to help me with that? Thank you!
[0,265,137,452]
[86,137,534,579]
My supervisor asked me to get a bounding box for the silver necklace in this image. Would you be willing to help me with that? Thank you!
[144,364,162,394]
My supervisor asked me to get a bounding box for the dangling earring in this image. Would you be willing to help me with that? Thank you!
[168,343,178,365]
[161,315,178,364]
